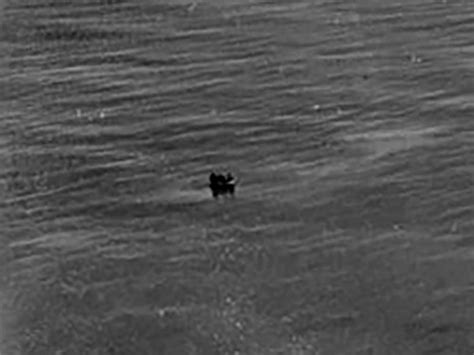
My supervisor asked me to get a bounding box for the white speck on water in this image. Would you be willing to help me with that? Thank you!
[187,2,197,12]
[409,53,423,63]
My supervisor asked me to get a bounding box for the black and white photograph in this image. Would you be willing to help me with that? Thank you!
[1,0,474,354]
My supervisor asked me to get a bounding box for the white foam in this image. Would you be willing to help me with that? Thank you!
[343,125,444,157]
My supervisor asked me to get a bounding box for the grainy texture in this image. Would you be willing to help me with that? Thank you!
[1,0,474,354]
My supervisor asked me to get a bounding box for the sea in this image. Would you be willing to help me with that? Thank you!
[1,0,473,354]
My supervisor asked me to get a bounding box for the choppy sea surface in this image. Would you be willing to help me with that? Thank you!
[1,0,474,354]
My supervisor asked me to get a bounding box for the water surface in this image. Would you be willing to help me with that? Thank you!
[1,1,474,354]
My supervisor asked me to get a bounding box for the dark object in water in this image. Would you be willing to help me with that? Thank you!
[209,172,236,198]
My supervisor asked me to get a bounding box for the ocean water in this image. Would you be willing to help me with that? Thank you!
[1,0,474,354]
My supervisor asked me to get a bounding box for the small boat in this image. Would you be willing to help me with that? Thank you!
[209,172,236,198]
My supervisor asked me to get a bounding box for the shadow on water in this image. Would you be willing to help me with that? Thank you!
[2,0,474,354]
